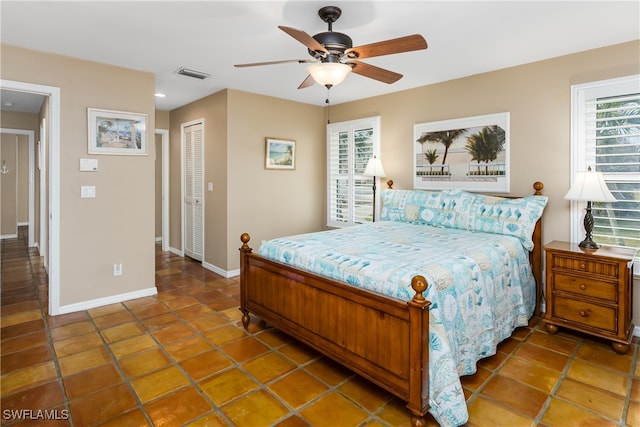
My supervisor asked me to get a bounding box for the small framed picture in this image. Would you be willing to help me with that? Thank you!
[265,137,295,170]
[88,108,148,155]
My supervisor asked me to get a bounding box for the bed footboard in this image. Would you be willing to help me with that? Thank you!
[239,233,432,425]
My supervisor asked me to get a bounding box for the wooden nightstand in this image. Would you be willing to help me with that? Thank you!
[544,240,636,354]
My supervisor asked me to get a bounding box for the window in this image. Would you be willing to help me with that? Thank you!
[327,116,381,228]
[571,75,640,269]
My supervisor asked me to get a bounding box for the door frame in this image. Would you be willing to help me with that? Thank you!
[1,79,61,315]
[180,118,205,261]
[0,128,35,245]
[155,129,170,252]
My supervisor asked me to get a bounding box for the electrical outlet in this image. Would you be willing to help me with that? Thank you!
[113,263,122,276]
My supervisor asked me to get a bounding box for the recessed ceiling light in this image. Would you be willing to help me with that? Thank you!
[155,93,166,98]
[175,67,210,80]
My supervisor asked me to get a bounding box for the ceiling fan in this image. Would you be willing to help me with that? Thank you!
[234,5,428,89]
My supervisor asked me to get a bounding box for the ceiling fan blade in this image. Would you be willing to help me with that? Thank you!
[349,60,403,84]
[345,34,427,59]
[278,26,328,54]
[297,74,315,89]
[234,59,312,68]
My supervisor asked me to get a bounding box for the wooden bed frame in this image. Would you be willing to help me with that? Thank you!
[239,181,544,426]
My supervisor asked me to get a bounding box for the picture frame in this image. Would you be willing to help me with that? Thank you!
[413,112,510,193]
[88,108,148,155]
[265,137,296,170]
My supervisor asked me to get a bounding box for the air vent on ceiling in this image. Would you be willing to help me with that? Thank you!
[175,67,210,80]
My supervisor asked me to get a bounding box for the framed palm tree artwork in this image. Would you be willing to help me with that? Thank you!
[413,112,510,193]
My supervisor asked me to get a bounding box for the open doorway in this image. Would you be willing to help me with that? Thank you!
[1,79,61,315]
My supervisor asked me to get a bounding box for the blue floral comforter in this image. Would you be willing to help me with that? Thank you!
[257,221,536,426]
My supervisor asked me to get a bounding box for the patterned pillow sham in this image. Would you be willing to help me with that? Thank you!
[380,189,442,226]
[467,194,548,251]
[438,189,478,230]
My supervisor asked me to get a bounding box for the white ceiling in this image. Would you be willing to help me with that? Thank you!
[1,1,639,112]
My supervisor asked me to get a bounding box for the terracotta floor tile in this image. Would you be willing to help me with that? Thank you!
[221,389,289,426]
[130,302,170,319]
[575,343,632,373]
[58,346,111,376]
[100,321,145,343]
[541,398,617,427]
[0,318,45,340]
[92,310,135,329]
[179,349,233,380]
[185,412,228,427]
[1,309,42,328]
[481,375,547,418]
[460,366,491,391]
[566,359,629,396]
[476,351,507,371]
[278,341,321,365]
[162,295,200,310]
[164,335,212,361]
[1,330,48,354]
[68,383,137,426]
[119,348,171,378]
[1,361,58,397]
[0,380,64,414]
[139,312,182,331]
[87,302,126,319]
[467,396,534,427]
[151,323,196,344]
[300,392,369,427]
[254,328,293,348]
[175,303,214,320]
[513,341,570,372]
[275,415,312,427]
[145,386,212,427]
[188,313,228,333]
[304,357,354,387]
[555,377,625,421]
[339,375,394,413]
[496,337,521,354]
[109,333,157,359]
[498,356,561,393]
[200,368,258,406]
[378,398,439,427]
[631,378,640,402]
[203,324,246,345]
[63,363,122,399]
[269,369,328,409]
[98,409,151,427]
[50,320,95,341]
[222,336,269,362]
[243,352,296,383]
[46,311,91,329]
[627,401,640,426]
[130,365,190,403]
[527,330,579,355]
[123,296,158,309]
[1,344,53,375]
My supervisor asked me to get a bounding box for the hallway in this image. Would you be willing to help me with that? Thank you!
[1,227,639,426]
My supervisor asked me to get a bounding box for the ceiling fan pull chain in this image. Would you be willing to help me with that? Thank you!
[326,87,331,124]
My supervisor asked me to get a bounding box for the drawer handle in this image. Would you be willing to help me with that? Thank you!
[580,263,586,270]
[579,310,589,317]
[579,284,587,290]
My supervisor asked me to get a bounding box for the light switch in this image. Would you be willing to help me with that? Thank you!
[81,186,96,198]
[208,182,213,191]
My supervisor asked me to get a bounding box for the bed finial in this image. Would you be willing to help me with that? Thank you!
[410,275,428,303]
[533,181,544,195]
[387,179,394,189]
[240,233,252,251]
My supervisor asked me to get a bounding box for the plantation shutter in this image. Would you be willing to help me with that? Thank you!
[572,76,640,268]
[327,117,380,228]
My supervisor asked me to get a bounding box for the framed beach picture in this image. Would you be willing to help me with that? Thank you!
[88,108,148,155]
[265,137,295,170]
[413,112,510,193]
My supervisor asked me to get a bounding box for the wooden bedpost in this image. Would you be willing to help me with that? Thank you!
[387,179,394,189]
[239,233,252,329]
[531,181,544,317]
[406,275,431,426]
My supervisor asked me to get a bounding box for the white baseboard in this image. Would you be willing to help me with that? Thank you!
[634,325,640,338]
[17,222,28,226]
[57,287,158,315]
[169,246,183,257]
[0,234,18,240]
[202,260,239,278]
[155,237,162,242]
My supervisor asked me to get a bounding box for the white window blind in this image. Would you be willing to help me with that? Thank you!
[571,75,640,269]
[327,117,380,228]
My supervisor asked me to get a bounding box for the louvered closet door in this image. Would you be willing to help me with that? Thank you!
[183,123,204,261]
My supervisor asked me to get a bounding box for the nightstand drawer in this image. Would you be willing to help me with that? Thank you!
[551,254,619,278]
[552,296,616,333]
[553,273,617,302]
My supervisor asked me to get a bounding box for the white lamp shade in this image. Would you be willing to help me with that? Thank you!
[564,169,616,202]
[363,156,387,177]
[307,62,351,87]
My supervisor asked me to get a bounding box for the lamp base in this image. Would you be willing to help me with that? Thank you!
[578,237,600,250]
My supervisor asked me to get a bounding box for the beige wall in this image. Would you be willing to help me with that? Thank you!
[0,133,17,236]
[1,44,156,308]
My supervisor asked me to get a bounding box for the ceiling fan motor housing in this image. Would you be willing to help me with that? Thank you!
[310,31,353,61]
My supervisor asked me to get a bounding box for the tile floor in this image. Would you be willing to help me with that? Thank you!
[1,227,639,426]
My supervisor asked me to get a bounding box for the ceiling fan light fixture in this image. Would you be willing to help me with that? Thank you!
[307,62,351,87]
